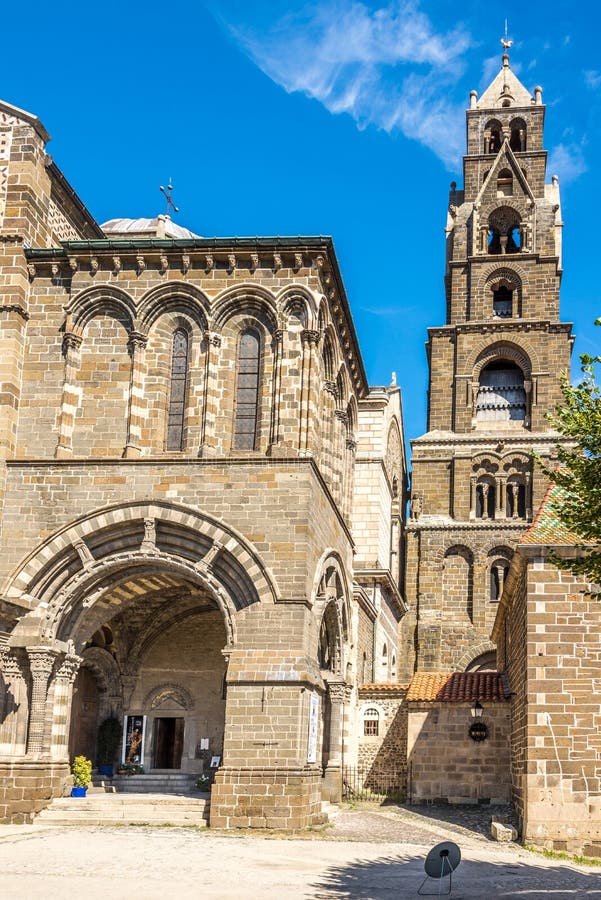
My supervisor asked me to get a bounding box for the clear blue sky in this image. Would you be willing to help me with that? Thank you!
[4,2,600,449]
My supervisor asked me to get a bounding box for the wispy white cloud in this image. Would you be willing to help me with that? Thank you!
[223,2,472,169]
[584,70,601,90]
[548,142,588,184]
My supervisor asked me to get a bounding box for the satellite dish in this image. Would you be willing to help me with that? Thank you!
[418,841,461,896]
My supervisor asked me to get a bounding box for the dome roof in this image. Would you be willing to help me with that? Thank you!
[101,216,199,239]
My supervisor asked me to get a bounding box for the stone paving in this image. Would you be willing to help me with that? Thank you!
[1,802,600,898]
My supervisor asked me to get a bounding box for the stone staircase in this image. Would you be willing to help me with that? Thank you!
[35,774,210,826]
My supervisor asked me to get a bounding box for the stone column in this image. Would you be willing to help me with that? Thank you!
[322,681,347,802]
[49,654,82,760]
[481,483,490,520]
[320,382,337,488]
[525,473,533,519]
[269,328,284,450]
[343,435,356,521]
[469,476,477,519]
[123,331,147,459]
[199,331,221,457]
[0,648,29,755]
[497,477,506,519]
[303,330,320,455]
[55,332,82,458]
[333,410,348,505]
[26,649,57,756]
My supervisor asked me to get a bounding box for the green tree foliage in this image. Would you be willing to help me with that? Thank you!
[541,324,601,588]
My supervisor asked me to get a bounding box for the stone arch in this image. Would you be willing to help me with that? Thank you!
[476,260,528,291]
[143,682,195,711]
[137,283,210,334]
[5,501,280,650]
[321,325,339,382]
[65,285,136,336]
[277,285,318,329]
[212,283,279,332]
[456,641,498,672]
[470,340,535,378]
[79,646,121,700]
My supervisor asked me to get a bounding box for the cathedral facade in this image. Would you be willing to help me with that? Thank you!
[0,49,594,851]
[0,98,406,827]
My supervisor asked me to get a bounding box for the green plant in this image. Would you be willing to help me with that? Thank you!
[97,716,121,765]
[117,763,145,775]
[195,772,214,791]
[72,755,93,788]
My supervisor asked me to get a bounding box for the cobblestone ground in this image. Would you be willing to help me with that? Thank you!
[1,804,600,899]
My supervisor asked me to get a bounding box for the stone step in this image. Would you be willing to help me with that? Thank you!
[36,793,209,827]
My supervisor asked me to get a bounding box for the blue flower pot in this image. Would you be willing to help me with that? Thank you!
[71,786,87,797]
[98,765,114,777]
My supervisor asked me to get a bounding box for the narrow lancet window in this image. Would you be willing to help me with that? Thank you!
[166,328,189,451]
[233,328,260,450]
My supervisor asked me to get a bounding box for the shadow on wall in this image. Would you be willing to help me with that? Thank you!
[310,853,600,899]
[363,703,408,797]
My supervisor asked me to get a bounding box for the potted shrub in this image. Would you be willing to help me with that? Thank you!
[96,716,121,777]
[71,755,92,797]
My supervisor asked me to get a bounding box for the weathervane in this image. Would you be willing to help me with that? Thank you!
[501,19,513,51]
[159,180,179,217]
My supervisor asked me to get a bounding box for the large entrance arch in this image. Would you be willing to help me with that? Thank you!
[0,501,329,829]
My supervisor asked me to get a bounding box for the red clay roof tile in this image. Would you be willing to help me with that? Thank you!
[406,671,510,703]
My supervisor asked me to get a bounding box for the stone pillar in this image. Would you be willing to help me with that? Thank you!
[497,477,506,519]
[298,328,319,455]
[303,330,320,455]
[343,435,356,521]
[320,382,337,488]
[26,648,57,756]
[469,476,477,519]
[55,332,82,458]
[322,680,347,801]
[199,331,221,457]
[0,648,29,755]
[481,483,490,520]
[269,328,284,450]
[333,410,348,505]
[123,331,147,458]
[49,654,82,760]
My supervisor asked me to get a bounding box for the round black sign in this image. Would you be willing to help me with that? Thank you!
[469,721,488,742]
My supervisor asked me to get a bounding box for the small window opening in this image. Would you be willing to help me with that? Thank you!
[510,122,527,152]
[497,169,513,197]
[490,562,510,601]
[363,707,380,737]
[493,285,513,318]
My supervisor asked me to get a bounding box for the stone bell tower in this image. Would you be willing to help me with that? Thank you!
[400,49,573,678]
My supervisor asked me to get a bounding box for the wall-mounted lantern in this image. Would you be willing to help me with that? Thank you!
[471,700,484,719]
[469,700,488,742]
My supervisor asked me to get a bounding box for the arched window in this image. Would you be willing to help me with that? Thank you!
[493,284,513,318]
[476,360,526,422]
[497,169,513,197]
[490,560,510,601]
[233,328,260,450]
[507,480,527,518]
[510,119,527,152]
[475,480,496,519]
[166,328,189,451]
[363,707,380,737]
[484,119,503,154]
[488,206,522,255]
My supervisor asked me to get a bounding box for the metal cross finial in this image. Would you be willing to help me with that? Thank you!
[159,180,179,216]
[501,19,513,51]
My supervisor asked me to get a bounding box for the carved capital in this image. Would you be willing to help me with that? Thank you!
[301,329,320,347]
[0,303,29,321]
[27,648,58,682]
[128,331,148,353]
[55,654,82,684]
[63,332,82,355]
[346,437,357,452]
[323,379,338,397]
[204,330,221,349]
[0,648,26,682]
[326,681,347,704]
[335,409,348,424]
